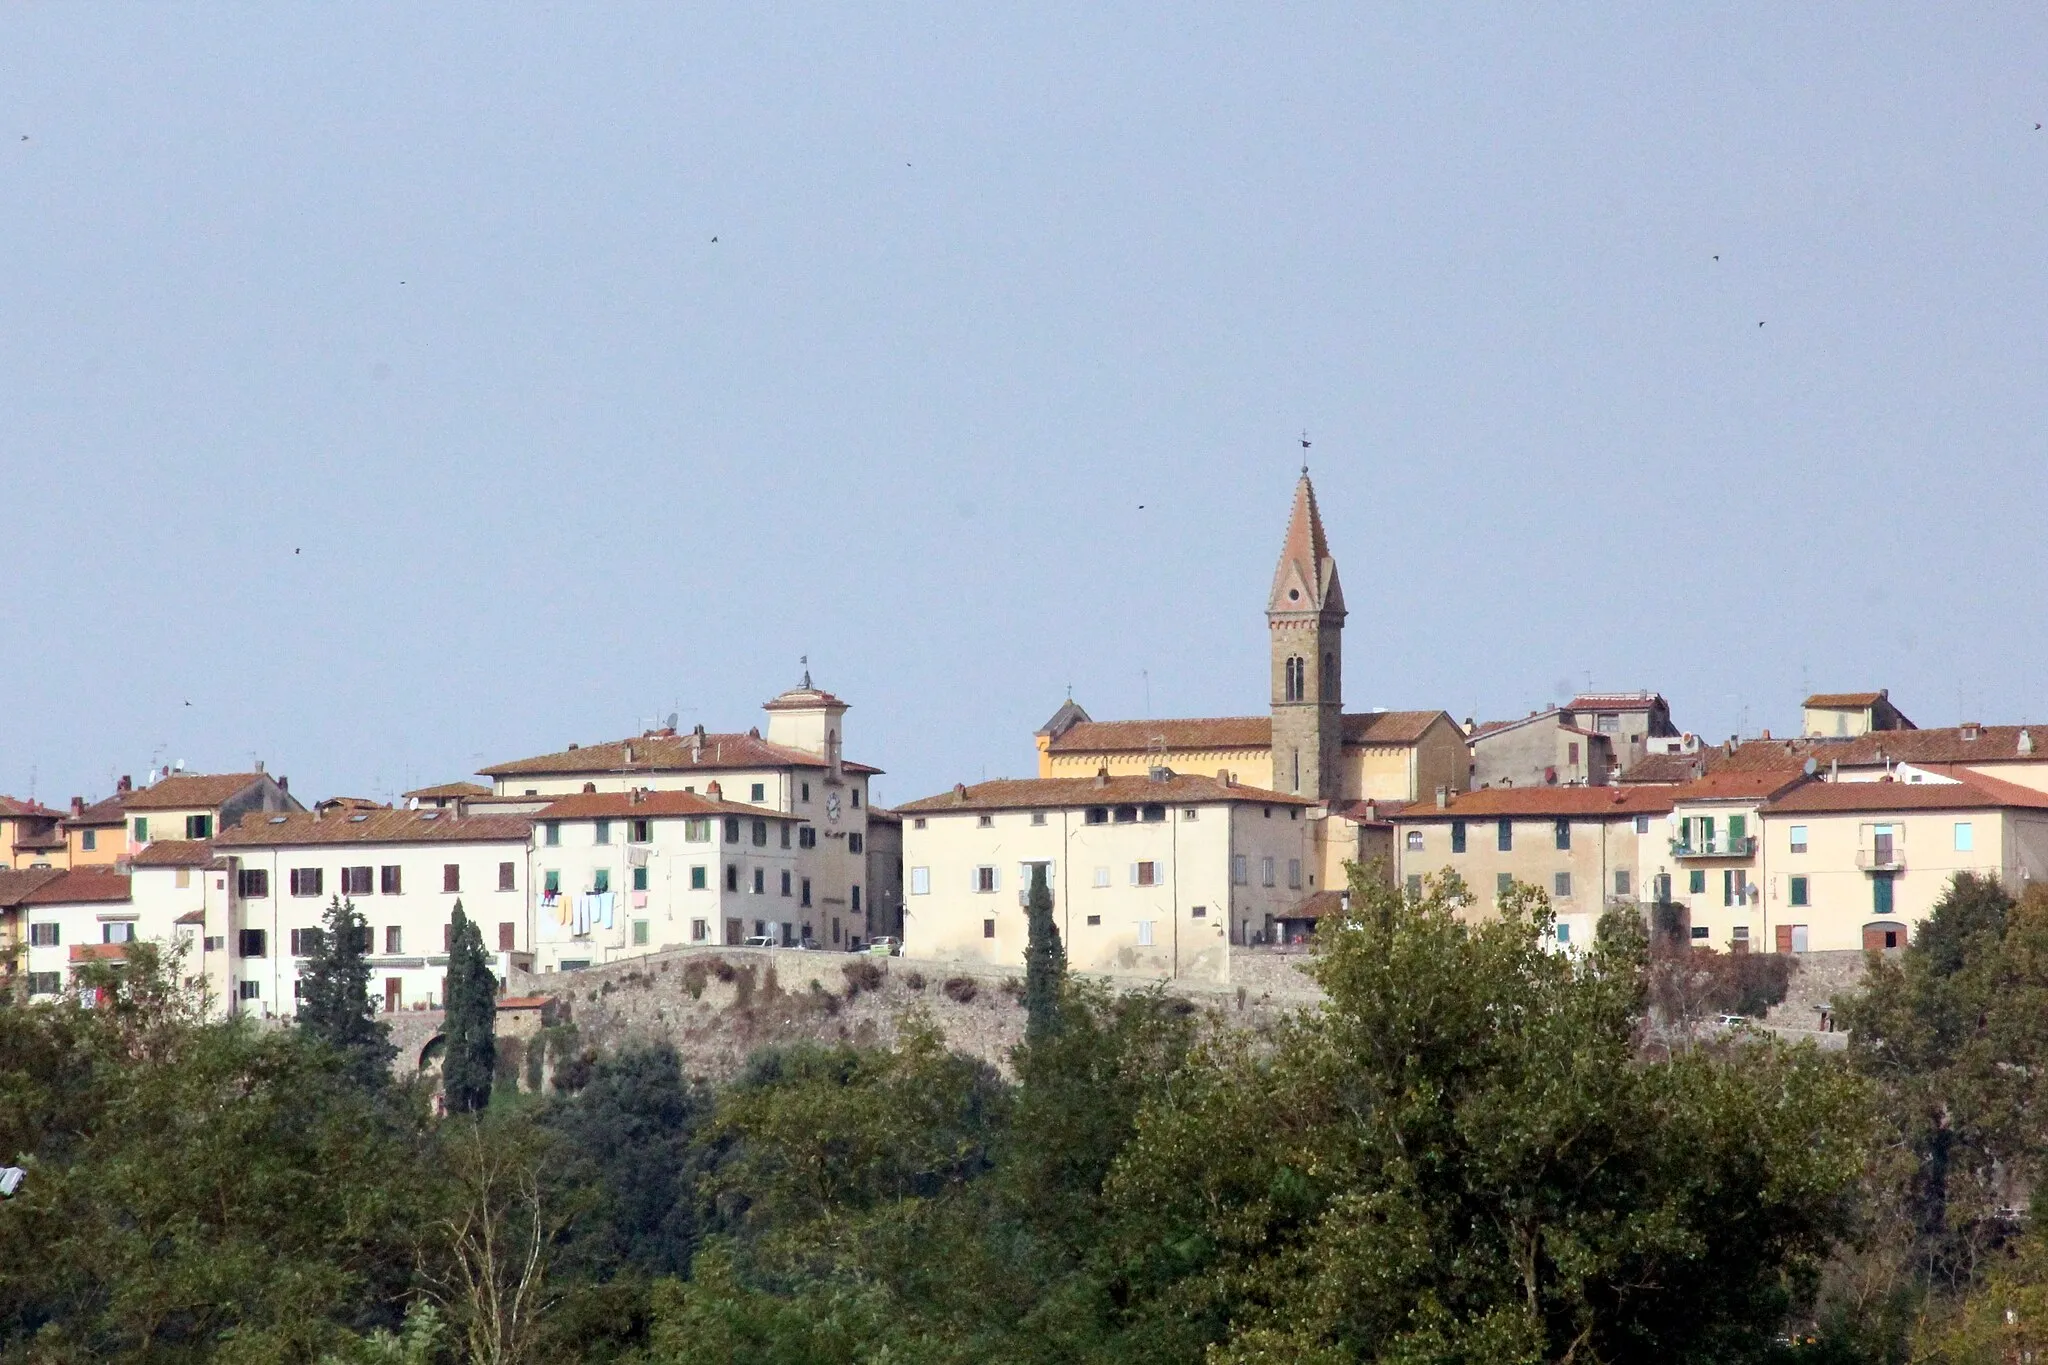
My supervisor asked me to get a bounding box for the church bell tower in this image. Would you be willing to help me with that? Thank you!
[1268,470,1346,799]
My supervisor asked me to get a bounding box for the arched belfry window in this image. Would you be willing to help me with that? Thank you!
[1284,656,1305,702]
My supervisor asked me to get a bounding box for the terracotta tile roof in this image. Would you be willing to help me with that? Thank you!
[864,805,903,826]
[1046,710,1452,754]
[498,995,551,1009]
[63,793,129,828]
[1805,692,1887,708]
[216,808,533,848]
[534,791,797,822]
[480,731,881,778]
[0,796,62,819]
[70,943,129,963]
[1397,785,1677,821]
[1807,726,2048,769]
[402,781,493,800]
[1330,798,1412,824]
[896,772,1314,815]
[1763,772,2048,814]
[131,840,216,867]
[123,772,271,811]
[12,829,66,851]
[762,685,849,712]
[1669,770,1810,803]
[315,796,388,813]
[1618,753,1711,784]
[175,909,205,925]
[1283,890,1346,921]
[0,867,68,906]
[21,869,132,905]
[1567,692,1667,712]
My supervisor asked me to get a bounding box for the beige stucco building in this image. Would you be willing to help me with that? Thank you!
[896,771,1318,983]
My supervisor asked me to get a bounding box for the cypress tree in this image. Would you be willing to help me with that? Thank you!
[441,901,497,1114]
[1023,863,1065,1047]
[296,895,393,1086]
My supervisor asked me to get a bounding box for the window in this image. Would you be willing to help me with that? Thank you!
[1094,866,1111,888]
[724,817,741,843]
[28,922,58,947]
[499,861,516,891]
[1136,920,1154,946]
[751,782,766,802]
[1086,914,1101,926]
[594,868,610,894]
[385,926,403,953]
[1287,859,1302,890]
[499,922,515,951]
[27,972,60,996]
[1032,811,1049,826]
[1654,872,1671,901]
[1614,870,1631,897]
[802,782,811,802]
[80,829,96,851]
[1406,874,1422,898]
[595,819,611,845]
[1141,804,1166,823]
[1732,925,1751,948]
[975,866,998,893]
[780,869,792,897]
[912,817,926,829]
[752,868,765,894]
[632,818,652,843]
[1183,808,1200,820]
[1789,825,1808,854]
[238,929,267,958]
[1724,869,1747,907]
[342,866,373,896]
[186,813,211,839]
[983,919,996,939]
[544,821,560,846]
[780,824,791,849]
[1134,862,1160,887]
[544,870,561,895]
[381,865,403,895]
[1496,873,1513,897]
[1497,819,1513,852]
[685,818,711,842]
[632,920,650,947]
[239,980,261,1001]
[849,833,865,854]
[725,864,739,891]
[852,789,861,808]
[910,867,930,895]
[1689,869,1706,895]
[798,826,817,849]
[752,820,768,847]
[801,877,812,907]
[1191,905,1207,918]
[1114,806,1138,824]
[1634,815,1650,834]
[691,865,707,889]
[1451,820,1467,854]
[289,867,323,897]
[133,817,148,843]
[634,866,649,892]
[1260,857,1276,887]
[852,885,861,912]
[288,927,319,956]
[691,919,708,942]
[1232,854,1248,885]
[1405,830,1424,852]
[1086,807,1108,825]
[1554,819,1571,851]
[1554,872,1572,899]
[1956,822,1975,852]
[1790,875,1810,907]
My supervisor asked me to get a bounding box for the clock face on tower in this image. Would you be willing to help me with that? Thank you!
[826,791,841,823]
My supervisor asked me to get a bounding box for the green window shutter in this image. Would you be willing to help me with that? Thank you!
[1689,869,1706,895]
[1728,814,1746,842]
[633,866,649,891]
[595,869,610,894]
[1874,874,1894,916]
[1702,815,1715,844]
[134,817,148,843]
[544,870,559,894]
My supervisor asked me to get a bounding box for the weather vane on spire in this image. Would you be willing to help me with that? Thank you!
[799,654,811,688]
[1299,430,1311,477]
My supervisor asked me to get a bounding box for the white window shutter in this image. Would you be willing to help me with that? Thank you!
[1128,863,1138,886]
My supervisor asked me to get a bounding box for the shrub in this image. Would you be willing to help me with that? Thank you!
[842,959,884,997]
[999,977,1026,1002]
[904,971,926,992]
[524,1033,545,1091]
[712,958,737,982]
[680,960,710,999]
[942,976,978,1004]
[493,1037,524,1089]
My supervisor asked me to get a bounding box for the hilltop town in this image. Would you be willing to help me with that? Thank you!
[2,470,2025,1020]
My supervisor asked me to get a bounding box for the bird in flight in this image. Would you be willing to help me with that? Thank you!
[295,548,301,554]
[1713,255,1719,261]
[1758,321,1766,327]
[711,236,718,243]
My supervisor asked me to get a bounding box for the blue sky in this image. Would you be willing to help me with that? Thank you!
[3,6,2045,808]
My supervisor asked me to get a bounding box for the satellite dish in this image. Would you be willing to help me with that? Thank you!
[666,712,679,730]
[1803,758,1818,777]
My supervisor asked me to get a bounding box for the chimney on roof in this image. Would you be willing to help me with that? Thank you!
[277,776,288,794]
[1094,765,1110,788]
[707,781,723,799]
[1148,765,1170,782]
[582,781,597,793]
[567,742,579,750]
[691,726,705,761]
[2021,729,2035,756]
[1761,729,1771,740]
[748,727,760,739]
[954,782,968,801]
[630,787,645,805]
[254,759,264,773]
[623,743,635,764]
[117,775,132,793]
[312,804,323,822]
[1963,723,1981,740]
[70,796,83,816]
[1435,785,1447,810]
[1463,717,1476,734]
[452,798,467,819]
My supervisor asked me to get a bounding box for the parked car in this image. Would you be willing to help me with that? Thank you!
[741,934,776,948]
[867,936,902,957]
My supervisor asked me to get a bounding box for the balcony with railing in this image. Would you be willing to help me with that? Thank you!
[1669,835,1757,858]
[1856,847,1906,873]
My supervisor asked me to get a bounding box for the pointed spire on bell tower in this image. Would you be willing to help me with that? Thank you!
[1267,465,1346,800]
[1266,469,1345,617]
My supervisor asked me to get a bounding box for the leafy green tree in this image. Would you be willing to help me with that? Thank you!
[298,894,395,1087]
[1022,863,1064,1048]
[1096,867,1872,1363]
[442,901,496,1115]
